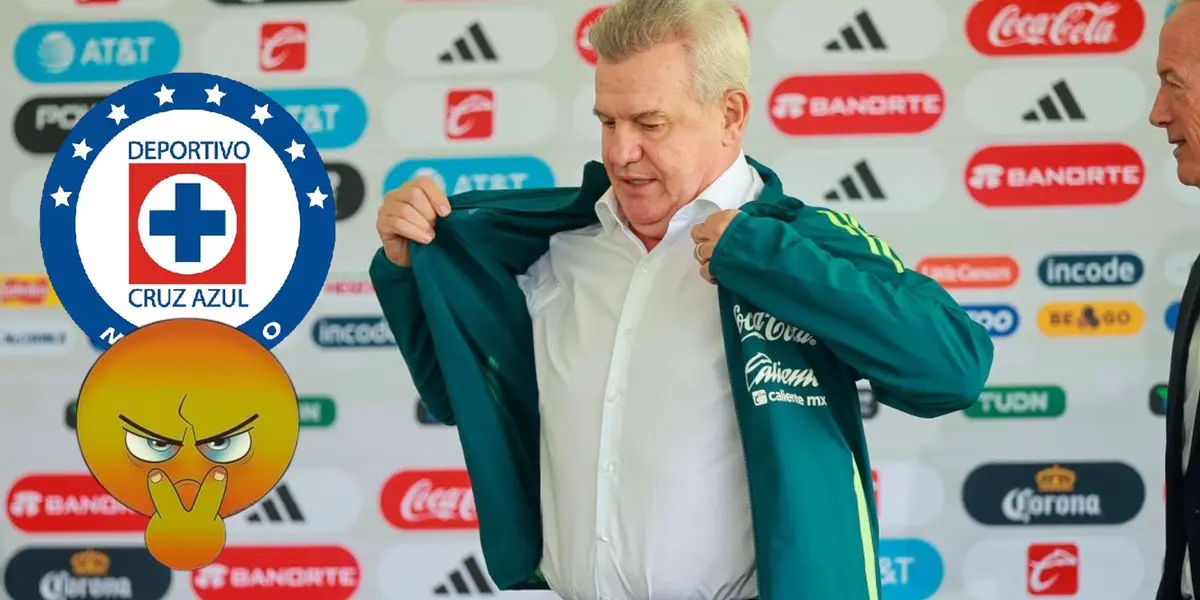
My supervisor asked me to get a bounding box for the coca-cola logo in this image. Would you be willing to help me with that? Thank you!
[965,143,1144,207]
[965,0,1145,56]
[379,469,477,530]
[575,6,609,65]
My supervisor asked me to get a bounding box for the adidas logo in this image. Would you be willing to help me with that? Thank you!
[438,22,498,63]
[825,10,887,51]
[1022,80,1085,122]
[823,161,885,202]
[433,555,494,595]
[244,483,305,524]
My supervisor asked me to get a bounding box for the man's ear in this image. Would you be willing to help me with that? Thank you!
[722,89,750,146]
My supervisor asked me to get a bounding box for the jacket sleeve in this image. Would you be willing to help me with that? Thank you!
[708,208,994,418]
[369,247,455,425]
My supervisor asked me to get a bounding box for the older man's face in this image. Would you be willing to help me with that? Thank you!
[1151,4,1200,186]
[593,41,733,231]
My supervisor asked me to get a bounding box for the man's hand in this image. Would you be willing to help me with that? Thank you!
[690,209,740,284]
[143,467,228,570]
[376,176,452,267]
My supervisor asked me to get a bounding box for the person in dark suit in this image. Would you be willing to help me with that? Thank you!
[1151,3,1200,598]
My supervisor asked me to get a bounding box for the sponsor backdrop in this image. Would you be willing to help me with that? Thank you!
[0,0,1189,598]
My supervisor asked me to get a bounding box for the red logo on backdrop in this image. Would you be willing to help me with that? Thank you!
[445,89,494,140]
[7,473,147,533]
[871,469,879,510]
[380,469,477,530]
[192,546,360,600]
[768,73,944,136]
[260,22,308,72]
[127,163,247,285]
[576,6,609,65]
[965,143,1143,207]
[965,0,1144,56]
[76,0,120,4]
[576,4,750,66]
[1026,543,1079,595]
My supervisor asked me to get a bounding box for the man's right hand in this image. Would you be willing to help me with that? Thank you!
[376,176,452,267]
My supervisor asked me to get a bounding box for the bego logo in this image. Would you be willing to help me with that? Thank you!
[962,304,1019,338]
[14,95,108,154]
[1150,383,1168,416]
[1166,300,1180,332]
[191,545,359,600]
[965,0,1145,56]
[1036,301,1144,336]
[965,386,1066,419]
[1,274,60,307]
[877,538,944,600]
[380,469,477,530]
[264,88,368,150]
[965,143,1144,207]
[961,461,1145,525]
[768,73,944,136]
[915,255,1018,289]
[299,396,336,428]
[7,473,147,533]
[1038,253,1143,287]
[383,155,555,196]
[14,21,181,84]
[311,316,395,348]
[4,546,171,600]
[325,163,365,222]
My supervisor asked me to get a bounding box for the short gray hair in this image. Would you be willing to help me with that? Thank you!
[588,0,751,105]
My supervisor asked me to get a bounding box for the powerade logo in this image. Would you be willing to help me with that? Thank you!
[1167,300,1180,332]
[383,155,555,196]
[312,316,395,348]
[265,88,368,150]
[1037,253,1143,287]
[14,21,181,84]
[879,538,943,600]
[963,304,1019,338]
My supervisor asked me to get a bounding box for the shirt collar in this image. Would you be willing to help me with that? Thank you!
[595,152,756,236]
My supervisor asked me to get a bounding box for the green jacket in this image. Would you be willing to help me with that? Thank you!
[370,158,993,600]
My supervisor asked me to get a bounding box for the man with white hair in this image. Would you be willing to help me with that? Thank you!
[371,1,993,599]
[1152,3,1200,599]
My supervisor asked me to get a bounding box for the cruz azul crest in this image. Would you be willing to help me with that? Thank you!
[732,303,826,407]
[39,72,335,350]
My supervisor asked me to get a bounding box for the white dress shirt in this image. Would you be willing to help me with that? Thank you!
[1183,318,1199,599]
[516,154,763,600]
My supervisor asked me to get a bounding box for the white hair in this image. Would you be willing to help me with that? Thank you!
[588,0,751,105]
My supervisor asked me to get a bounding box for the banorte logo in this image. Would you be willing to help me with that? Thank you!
[965,0,1145,56]
[769,73,944,136]
[7,473,147,533]
[576,4,750,66]
[965,143,1143,207]
[916,255,1019,289]
[379,469,477,530]
[191,545,359,600]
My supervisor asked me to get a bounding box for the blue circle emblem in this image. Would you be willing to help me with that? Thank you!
[39,72,335,350]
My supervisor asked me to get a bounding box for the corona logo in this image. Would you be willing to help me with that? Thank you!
[70,549,110,576]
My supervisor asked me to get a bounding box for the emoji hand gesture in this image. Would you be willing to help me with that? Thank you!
[144,466,228,570]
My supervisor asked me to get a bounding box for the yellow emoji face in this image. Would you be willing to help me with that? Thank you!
[76,318,298,568]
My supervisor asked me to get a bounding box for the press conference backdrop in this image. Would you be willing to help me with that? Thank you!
[0,0,1193,598]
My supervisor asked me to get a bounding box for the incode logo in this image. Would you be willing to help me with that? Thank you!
[1037,253,1143,287]
[311,316,395,348]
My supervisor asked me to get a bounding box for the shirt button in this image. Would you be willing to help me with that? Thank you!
[598,534,609,543]
[623,328,633,337]
[602,462,614,472]
[607,393,619,403]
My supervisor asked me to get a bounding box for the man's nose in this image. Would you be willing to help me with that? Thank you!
[605,126,643,165]
[1149,87,1172,128]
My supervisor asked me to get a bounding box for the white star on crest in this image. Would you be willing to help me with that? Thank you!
[251,105,272,125]
[284,140,305,162]
[107,104,128,125]
[205,83,226,106]
[307,187,328,208]
[50,186,72,207]
[71,139,93,160]
[153,84,175,106]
